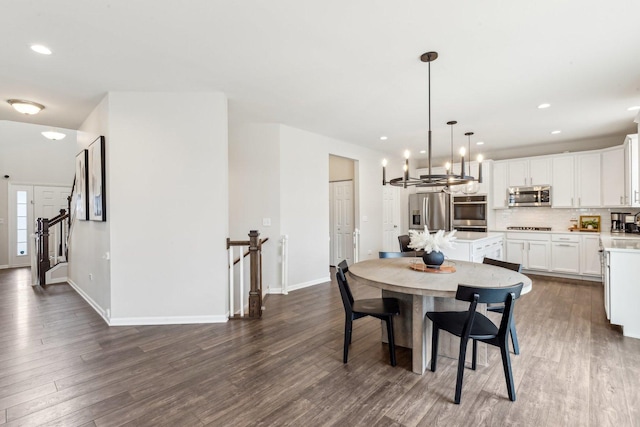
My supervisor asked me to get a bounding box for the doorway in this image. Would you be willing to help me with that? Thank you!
[8,184,71,268]
[329,155,356,267]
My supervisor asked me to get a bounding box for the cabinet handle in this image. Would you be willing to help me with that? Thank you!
[635,190,639,203]
[620,196,624,205]
[556,244,572,247]
[571,197,574,206]
[578,197,581,206]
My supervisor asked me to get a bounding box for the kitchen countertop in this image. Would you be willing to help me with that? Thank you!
[491,228,600,235]
[600,232,640,252]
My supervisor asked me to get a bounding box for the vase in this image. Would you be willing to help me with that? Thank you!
[422,251,445,269]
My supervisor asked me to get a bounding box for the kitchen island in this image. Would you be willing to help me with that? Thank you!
[442,231,504,262]
[601,233,640,339]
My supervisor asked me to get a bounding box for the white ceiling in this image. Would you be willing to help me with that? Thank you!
[1,1,640,161]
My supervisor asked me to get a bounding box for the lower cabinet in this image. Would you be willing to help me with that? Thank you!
[581,235,602,276]
[444,236,504,263]
[551,234,580,274]
[505,233,550,271]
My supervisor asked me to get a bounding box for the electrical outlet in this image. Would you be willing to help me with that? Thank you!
[89,274,93,280]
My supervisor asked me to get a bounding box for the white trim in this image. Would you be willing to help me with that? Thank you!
[0,265,8,270]
[109,315,228,326]
[523,269,602,282]
[269,276,330,294]
[67,279,110,324]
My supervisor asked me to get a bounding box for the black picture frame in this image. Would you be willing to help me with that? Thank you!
[88,136,107,221]
[74,149,89,221]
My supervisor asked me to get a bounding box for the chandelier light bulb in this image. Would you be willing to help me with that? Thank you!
[477,154,483,163]
[382,158,388,167]
[404,150,410,159]
[459,147,466,157]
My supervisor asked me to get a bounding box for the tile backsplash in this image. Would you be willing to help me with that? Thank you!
[491,207,639,232]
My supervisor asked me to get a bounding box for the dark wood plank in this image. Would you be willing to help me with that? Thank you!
[0,267,639,426]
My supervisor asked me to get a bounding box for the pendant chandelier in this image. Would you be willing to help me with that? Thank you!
[382,51,483,188]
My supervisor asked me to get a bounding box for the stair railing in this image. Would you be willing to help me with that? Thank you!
[227,230,269,319]
[35,208,69,286]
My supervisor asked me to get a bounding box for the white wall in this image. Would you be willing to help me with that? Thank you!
[228,124,281,295]
[108,92,228,323]
[69,92,229,325]
[0,121,78,267]
[69,96,112,316]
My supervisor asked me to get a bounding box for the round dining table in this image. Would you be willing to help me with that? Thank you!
[348,257,532,375]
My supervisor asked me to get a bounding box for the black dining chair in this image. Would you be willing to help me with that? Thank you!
[398,235,412,252]
[426,283,523,404]
[336,260,400,366]
[482,257,522,355]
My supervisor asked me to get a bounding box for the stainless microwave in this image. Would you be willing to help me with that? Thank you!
[508,185,551,207]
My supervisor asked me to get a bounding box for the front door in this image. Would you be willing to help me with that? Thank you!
[8,184,71,267]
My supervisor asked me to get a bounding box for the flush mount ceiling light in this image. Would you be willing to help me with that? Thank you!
[476,141,485,145]
[538,103,551,109]
[7,99,45,115]
[551,130,562,134]
[628,106,640,111]
[381,51,481,188]
[30,44,52,55]
[41,131,66,140]
[380,136,388,140]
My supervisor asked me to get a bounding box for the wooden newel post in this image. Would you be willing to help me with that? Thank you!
[248,230,262,318]
[37,218,50,286]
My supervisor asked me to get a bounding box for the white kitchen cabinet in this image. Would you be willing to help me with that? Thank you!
[606,249,640,338]
[551,234,580,274]
[492,161,508,209]
[507,158,551,187]
[444,235,504,263]
[625,134,640,207]
[580,234,601,276]
[505,232,550,271]
[551,153,600,208]
[575,152,601,207]
[602,146,626,207]
[551,155,575,207]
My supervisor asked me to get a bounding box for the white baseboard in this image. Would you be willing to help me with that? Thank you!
[109,315,228,326]
[67,279,110,324]
[269,276,331,294]
[524,270,602,282]
[0,265,8,270]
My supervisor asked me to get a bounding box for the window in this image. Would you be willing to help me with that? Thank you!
[16,191,28,256]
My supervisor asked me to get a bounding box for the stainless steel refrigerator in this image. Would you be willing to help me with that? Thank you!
[408,192,451,231]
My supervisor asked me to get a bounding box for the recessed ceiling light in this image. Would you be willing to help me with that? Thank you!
[628,106,640,111]
[30,44,52,55]
[419,150,426,154]
[7,99,45,115]
[476,141,484,145]
[538,103,551,109]
[380,136,388,140]
[551,130,562,134]
[41,131,66,140]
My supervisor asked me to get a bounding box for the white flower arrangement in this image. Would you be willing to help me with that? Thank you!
[408,226,457,254]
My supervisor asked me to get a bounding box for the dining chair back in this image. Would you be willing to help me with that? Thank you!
[482,257,523,354]
[398,235,412,252]
[426,282,524,404]
[336,260,400,366]
[378,251,420,258]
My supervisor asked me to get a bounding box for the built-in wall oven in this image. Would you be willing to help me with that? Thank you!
[452,195,487,232]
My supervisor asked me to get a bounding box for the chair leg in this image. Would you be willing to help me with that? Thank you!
[430,326,440,372]
[343,317,352,364]
[454,338,468,404]
[510,318,520,355]
[386,317,397,367]
[500,339,516,401]
[472,339,477,370]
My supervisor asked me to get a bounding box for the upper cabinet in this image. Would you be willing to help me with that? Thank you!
[551,152,601,208]
[507,158,551,187]
[625,134,640,207]
[601,146,626,207]
[492,162,508,209]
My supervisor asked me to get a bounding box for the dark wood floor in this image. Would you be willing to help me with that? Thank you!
[1,267,639,426]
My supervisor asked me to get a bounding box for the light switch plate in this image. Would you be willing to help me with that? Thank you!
[262,218,271,226]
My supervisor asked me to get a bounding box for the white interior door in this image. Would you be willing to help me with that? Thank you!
[331,180,354,266]
[382,186,401,251]
[34,186,71,259]
[8,184,34,268]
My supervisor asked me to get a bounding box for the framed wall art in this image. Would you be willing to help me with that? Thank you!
[74,149,89,221]
[88,136,107,221]
[579,215,600,232]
